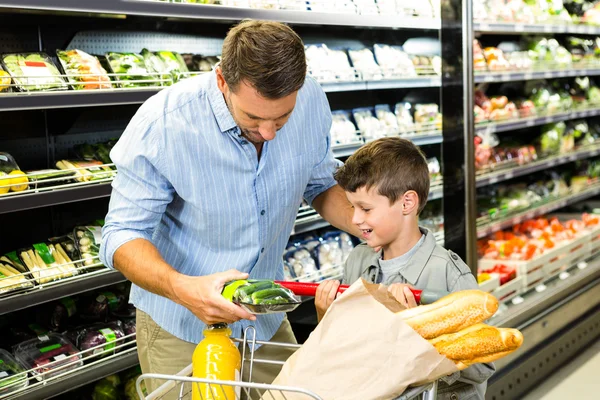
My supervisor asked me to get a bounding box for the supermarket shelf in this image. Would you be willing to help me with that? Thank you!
[474,21,600,35]
[0,77,441,112]
[475,68,600,83]
[332,132,443,158]
[0,182,113,214]
[6,349,139,400]
[292,180,443,236]
[0,89,159,112]
[0,0,441,30]
[475,107,600,134]
[476,145,600,188]
[0,269,126,315]
[476,184,600,238]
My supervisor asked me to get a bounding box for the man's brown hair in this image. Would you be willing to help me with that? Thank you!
[335,137,430,214]
[220,20,306,99]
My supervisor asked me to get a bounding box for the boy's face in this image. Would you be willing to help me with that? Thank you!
[346,186,406,248]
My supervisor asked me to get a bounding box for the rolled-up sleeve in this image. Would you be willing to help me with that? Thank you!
[100,116,174,269]
[303,79,341,205]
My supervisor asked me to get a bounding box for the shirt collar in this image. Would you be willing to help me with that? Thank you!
[359,227,436,285]
[206,70,237,133]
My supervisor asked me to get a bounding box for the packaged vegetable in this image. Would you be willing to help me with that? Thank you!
[348,48,383,80]
[0,349,28,395]
[0,66,11,92]
[25,169,76,190]
[105,52,162,88]
[539,122,567,156]
[414,104,442,131]
[394,102,416,133]
[283,246,319,281]
[56,49,111,90]
[47,296,78,331]
[140,48,172,85]
[374,104,399,135]
[154,50,190,82]
[330,110,360,145]
[353,108,385,140]
[0,258,33,295]
[18,242,78,284]
[56,159,114,181]
[74,226,102,269]
[373,44,416,78]
[305,44,356,82]
[80,291,125,322]
[222,279,301,314]
[1,53,66,92]
[13,333,82,381]
[71,321,126,358]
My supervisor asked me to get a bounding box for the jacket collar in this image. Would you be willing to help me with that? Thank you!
[360,228,436,285]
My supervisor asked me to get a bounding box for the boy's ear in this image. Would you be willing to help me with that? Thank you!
[402,191,419,215]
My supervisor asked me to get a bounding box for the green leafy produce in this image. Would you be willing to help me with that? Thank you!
[105,52,162,88]
[0,349,29,395]
[539,122,566,156]
[140,48,172,85]
[155,50,189,82]
[1,53,66,92]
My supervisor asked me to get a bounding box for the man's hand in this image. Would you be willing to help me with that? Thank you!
[388,283,418,309]
[170,269,257,325]
[315,280,341,322]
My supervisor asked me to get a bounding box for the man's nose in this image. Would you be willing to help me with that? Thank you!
[258,121,277,141]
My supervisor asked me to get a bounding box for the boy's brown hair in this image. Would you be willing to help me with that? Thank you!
[220,20,307,99]
[335,137,430,214]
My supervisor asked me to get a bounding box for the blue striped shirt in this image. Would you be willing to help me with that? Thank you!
[100,71,338,344]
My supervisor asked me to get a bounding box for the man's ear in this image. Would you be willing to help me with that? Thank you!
[402,191,419,215]
[215,66,228,95]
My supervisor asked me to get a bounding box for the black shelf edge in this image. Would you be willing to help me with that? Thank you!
[0,0,441,30]
[474,21,600,35]
[0,89,159,112]
[475,107,600,135]
[0,269,127,316]
[476,145,600,188]
[475,68,600,83]
[0,183,113,214]
[476,185,600,238]
[292,217,331,236]
[0,78,441,112]
[8,350,139,400]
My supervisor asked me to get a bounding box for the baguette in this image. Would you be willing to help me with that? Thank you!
[398,290,499,339]
[429,323,523,370]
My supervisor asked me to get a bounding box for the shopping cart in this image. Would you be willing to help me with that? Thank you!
[136,326,439,400]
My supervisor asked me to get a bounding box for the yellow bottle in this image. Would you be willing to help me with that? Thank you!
[192,323,242,400]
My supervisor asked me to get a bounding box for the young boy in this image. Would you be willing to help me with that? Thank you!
[315,137,495,400]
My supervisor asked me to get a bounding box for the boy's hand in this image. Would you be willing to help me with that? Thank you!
[315,280,341,322]
[388,283,419,309]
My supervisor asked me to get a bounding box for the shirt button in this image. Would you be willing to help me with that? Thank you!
[261,210,265,216]
[451,253,459,261]
[261,248,265,254]
[450,393,458,400]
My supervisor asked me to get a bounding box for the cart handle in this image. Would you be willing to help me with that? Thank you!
[275,281,449,305]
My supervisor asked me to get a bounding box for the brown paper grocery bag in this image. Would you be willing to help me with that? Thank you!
[271,278,458,400]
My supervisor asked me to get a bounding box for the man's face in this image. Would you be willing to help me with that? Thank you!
[216,68,298,144]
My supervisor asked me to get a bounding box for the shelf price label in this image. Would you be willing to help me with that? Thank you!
[544,116,554,124]
[515,24,524,32]
[526,119,535,126]
[543,24,553,32]
[483,75,495,82]
[524,72,534,80]
[543,71,553,79]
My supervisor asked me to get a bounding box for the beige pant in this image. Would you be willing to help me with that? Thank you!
[136,309,298,400]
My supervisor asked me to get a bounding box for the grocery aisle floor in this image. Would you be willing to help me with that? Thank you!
[522,338,600,399]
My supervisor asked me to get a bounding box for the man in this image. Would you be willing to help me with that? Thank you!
[100,20,358,395]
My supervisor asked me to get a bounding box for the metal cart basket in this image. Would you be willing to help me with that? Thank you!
[137,326,438,400]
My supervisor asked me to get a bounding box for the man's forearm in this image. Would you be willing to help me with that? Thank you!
[312,184,361,238]
[113,238,181,303]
